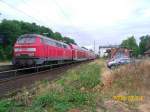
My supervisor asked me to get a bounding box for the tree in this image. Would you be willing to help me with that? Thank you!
[39,26,53,37]
[0,19,22,60]
[139,35,150,55]
[52,32,63,40]
[121,36,139,56]
[63,37,76,44]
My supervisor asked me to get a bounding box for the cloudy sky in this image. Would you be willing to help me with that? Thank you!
[0,0,150,52]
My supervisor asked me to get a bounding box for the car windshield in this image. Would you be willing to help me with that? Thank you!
[17,35,36,44]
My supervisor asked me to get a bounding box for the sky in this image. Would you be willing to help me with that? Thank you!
[0,0,150,52]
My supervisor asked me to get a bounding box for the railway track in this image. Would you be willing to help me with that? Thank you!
[0,60,91,97]
[0,65,14,72]
[0,61,81,82]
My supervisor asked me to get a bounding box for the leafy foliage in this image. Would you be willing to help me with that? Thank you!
[139,35,150,55]
[121,36,139,56]
[0,19,76,61]
[63,37,76,45]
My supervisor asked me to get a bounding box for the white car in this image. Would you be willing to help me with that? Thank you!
[107,57,132,69]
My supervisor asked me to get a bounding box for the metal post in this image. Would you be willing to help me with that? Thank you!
[94,40,95,53]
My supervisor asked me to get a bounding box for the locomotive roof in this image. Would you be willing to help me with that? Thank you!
[19,34,93,52]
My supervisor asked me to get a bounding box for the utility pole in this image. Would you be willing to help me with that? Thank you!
[94,40,95,53]
[99,46,101,57]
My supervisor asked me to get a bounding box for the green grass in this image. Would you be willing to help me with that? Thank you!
[0,61,102,112]
[0,99,24,112]
[57,63,101,89]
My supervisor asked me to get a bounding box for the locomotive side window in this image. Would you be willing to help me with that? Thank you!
[56,42,62,48]
[40,36,63,48]
[41,37,59,47]
[48,40,55,46]
[17,35,36,44]
[63,44,67,48]
[43,39,47,44]
[40,38,44,43]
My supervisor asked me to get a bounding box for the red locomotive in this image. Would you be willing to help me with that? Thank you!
[13,34,95,66]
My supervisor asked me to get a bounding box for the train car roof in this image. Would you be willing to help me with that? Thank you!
[69,44,83,50]
[70,44,92,52]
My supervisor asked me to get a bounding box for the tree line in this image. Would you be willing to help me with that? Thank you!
[0,19,150,61]
[0,19,76,61]
[121,35,150,57]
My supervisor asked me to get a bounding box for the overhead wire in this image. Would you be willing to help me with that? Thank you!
[51,0,94,50]
[0,0,90,47]
[51,0,82,38]
[21,0,65,33]
[0,0,49,27]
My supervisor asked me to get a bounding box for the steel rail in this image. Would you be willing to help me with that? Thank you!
[0,60,84,82]
[0,65,14,71]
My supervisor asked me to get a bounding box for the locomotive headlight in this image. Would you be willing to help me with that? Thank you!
[14,48,36,52]
[14,48,20,52]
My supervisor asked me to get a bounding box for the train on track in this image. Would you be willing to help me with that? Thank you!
[12,34,96,67]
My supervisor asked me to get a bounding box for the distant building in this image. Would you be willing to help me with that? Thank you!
[144,49,150,57]
[106,48,132,59]
[99,45,120,57]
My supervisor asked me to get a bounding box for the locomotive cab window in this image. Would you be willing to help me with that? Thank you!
[17,35,36,44]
